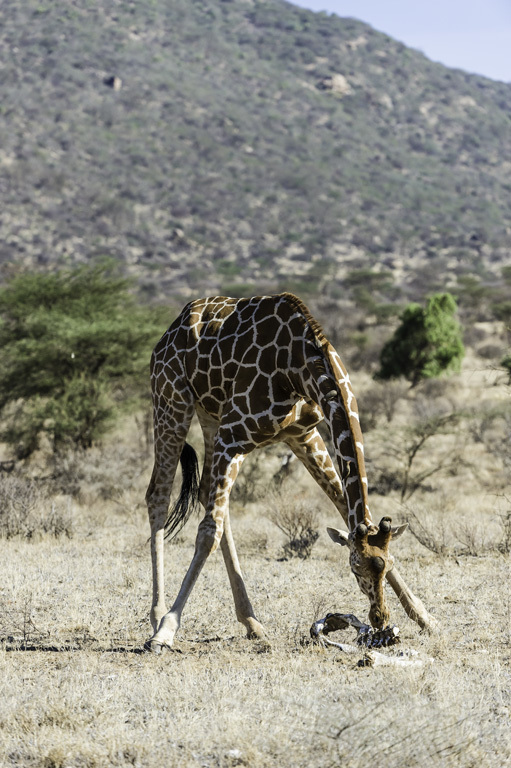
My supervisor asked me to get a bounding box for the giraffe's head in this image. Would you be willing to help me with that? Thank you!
[327,517,407,628]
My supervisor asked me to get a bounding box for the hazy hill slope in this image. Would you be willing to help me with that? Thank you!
[1,0,510,302]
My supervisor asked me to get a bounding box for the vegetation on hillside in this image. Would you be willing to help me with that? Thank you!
[1,0,510,304]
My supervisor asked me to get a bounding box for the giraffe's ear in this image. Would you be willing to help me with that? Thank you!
[326,527,350,547]
[391,523,408,540]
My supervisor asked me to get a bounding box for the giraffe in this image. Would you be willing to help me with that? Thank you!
[145,293,434,652]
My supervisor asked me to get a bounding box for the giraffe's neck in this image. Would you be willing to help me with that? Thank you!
[302,340,371,532]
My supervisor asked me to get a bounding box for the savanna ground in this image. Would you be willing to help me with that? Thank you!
[0,348,510,768]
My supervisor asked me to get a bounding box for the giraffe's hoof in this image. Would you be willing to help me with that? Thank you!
[244,617,268,640]
[246,625,271,651]
[143,639,173,654]
[144,639,162,654]
[420,615,440,633]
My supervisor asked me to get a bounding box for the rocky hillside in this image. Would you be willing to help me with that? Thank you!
[1,0,511,308]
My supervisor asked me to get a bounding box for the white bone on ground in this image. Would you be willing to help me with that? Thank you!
[319,635,426,668]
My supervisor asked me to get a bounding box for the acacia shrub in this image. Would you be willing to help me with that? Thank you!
[0,263,163,458]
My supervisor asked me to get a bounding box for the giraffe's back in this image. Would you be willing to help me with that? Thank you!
[150,294,321,425]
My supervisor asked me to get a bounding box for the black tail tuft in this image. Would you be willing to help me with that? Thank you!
[164,442,200,540]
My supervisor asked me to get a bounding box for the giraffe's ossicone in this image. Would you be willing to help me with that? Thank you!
[145,294,434,652]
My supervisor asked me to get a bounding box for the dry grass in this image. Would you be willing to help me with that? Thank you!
[0,355,510,767]
[1,499,509,768]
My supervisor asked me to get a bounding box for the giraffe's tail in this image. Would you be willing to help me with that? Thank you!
[164,442,200,540]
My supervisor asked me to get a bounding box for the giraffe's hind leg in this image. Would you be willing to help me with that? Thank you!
[148,438,251,651]
[145,394,194,639]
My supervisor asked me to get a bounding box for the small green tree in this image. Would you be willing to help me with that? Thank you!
[376,293,464,386]
[502,354,511,384]
[0,263,163,458]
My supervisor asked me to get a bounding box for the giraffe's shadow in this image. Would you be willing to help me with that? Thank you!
[2,640,146,654]
[1,634,259,655]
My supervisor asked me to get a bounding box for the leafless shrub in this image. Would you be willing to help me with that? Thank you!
[360,380,408,429]
[415,377,450,400]
[455,521,490,556]
[267,493,320,559]
[308,590,340,622]
[484,411,511,470]
[372,410,463,502]
[0,593,47,648]
[324,700,484,768]
[497,508,511,554]
[468,404,508,447]
[0,476,74,539]
[469,409,496,445]
[478,342,505,360]
[454,517,511,557]
[407,502,510,558]
[369,467,403,496]
[231,447,274,505]
[401,412,462,501]
[135,408,153,459]
[406,509,452,556]
[346,331,385,373]
[495,495,511,555]
[50,440,152,502]
[49,450,86,497]
[282,529,319,560]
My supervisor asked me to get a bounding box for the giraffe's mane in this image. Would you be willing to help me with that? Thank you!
[278,292,329,347]
[279,293,370,519]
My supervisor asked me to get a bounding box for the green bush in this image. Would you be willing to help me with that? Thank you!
[492,301,511,325]
[376,293,465,386]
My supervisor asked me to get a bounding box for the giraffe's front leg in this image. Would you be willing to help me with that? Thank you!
[386,566,438,631]
[220,513,267,641]
[285,428,349,524]
[198,416,267,642]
